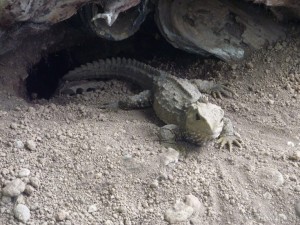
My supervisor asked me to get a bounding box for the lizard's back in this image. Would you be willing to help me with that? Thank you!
[153,75,202,125]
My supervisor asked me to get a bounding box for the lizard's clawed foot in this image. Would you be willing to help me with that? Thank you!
[210,84,237,99]
[217,135,242,151]
[158,124,180,144]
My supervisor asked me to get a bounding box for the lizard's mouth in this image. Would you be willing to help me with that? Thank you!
[210,125,223,139]
[183,131,220,145]
[183,123,223,145]
[211,131,221,139]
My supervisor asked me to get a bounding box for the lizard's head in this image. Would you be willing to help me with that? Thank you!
[183,102,224,144]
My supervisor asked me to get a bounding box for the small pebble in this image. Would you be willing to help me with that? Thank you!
[150,180,159,189]
[29,177,40,189]
[28,107,36,113]
[289,151,300,161]
[295,200,300,218]
[25,140,36,151]
[287,141,295,147]
[2,179,26,197]
[295,186,300,192]
[161,147,179,166]
[65,220,72,225]
[116,206,126,214]
[246,62,254,69]
[14,140,24,149]
[14,204,31,223]
[88,204,98,213]
[257,167,284,188]
[185,195,203,216]
[104,220,114,225]
[278,213,287,220]
[10,123,18,129]
[289,175,297,182]
[16,195,26,204]
[17,168,31,177]
[1,196,12,204]
[56,210,68,221]
[263,192,272,200]
[164,201,194,223]
[24,185,35,196]
[275,42,283,50]
[1,168,9,176]
[231,64,238,70]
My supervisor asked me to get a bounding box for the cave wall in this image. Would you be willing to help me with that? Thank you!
[251,0,300,20]
[0,0,91,27]
[0,0,299,29]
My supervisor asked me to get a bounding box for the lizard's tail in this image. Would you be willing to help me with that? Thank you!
[62,57,161,90]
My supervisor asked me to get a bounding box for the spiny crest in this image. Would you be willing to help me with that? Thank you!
[166,76,195,99]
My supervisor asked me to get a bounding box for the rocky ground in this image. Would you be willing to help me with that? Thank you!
[0,24,299,225]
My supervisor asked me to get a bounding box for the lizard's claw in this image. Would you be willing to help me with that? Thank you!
[217,135,242,151]
[210,84,236,99]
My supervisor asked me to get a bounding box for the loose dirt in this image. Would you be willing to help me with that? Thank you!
[0,25,299,225]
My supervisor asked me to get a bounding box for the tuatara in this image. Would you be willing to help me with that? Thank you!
[59,58,242,150]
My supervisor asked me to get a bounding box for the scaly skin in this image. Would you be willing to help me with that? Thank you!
[59,57,242,150]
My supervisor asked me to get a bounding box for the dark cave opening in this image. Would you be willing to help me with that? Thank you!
[26,13,208,100]
[26,50,76,100]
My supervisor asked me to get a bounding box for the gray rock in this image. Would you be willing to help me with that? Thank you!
[1,196,12,204]
[88,204,98,213]
[10,123,18,129]
[278,213,287,220]
[2,179,26,197]
[14,204,31,223]
[150,180,159,189]
[14,140,24,149]
[0,207,6,214]
[16,195,26,204]
[289,151,300,161]
[29,177,40,189]
[161,147,179,166]
[17,168,31,177]
[158,124,177,143]
[295,200,300,218]
[56,210,68,221]
[164,201,194,223]
[1,168,9,176]
[24,185,35,196]
[185,195,204,216]
[25,140,36,151]
[256,167,284,188]
[104,220,114,225]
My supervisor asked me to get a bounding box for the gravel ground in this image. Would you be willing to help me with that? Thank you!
[0,25,299,225]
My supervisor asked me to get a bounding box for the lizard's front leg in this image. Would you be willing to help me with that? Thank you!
[191,79,235,99]
[158,124,181,144]
[217,117,242,151]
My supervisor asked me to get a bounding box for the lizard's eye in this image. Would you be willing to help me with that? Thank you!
[196,113,202,120]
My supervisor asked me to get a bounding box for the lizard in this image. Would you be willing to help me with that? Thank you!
[58,57,242,151]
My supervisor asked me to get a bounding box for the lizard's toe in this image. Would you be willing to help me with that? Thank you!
[211,85,236,99]
[217,136,242,151]
[233,139,243,148]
